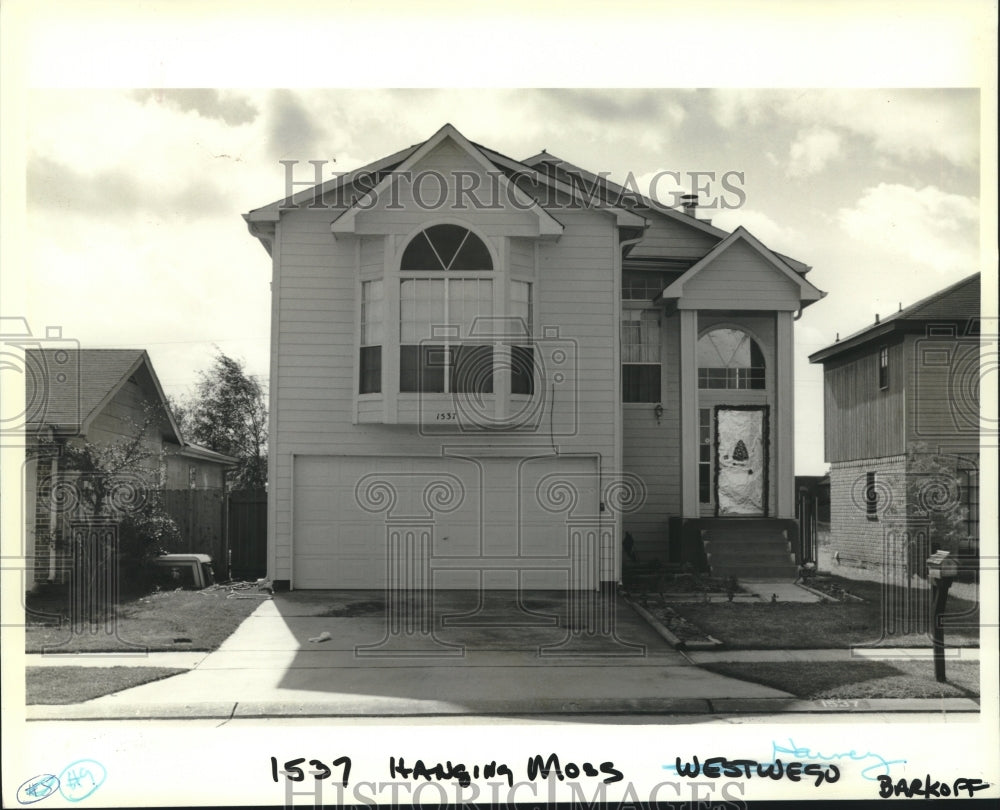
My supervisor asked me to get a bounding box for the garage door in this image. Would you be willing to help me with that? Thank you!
[292,455,599,589]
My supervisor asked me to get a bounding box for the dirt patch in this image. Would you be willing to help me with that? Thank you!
[316,600,386,617]
[631,597,717,644]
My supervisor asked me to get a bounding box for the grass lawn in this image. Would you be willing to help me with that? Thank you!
[26,666,187,704]
[671,576,980,649]
[701,660,980,701]
[24,585,266,653]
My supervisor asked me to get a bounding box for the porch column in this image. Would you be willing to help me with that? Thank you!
[775,311,795,518]
[679,308,699,518]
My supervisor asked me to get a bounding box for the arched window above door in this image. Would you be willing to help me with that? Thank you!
[697,328,765,389]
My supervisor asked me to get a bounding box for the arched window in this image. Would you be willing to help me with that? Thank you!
[697,328,765,389]
[401,224,493,272]
[398,225,499,395]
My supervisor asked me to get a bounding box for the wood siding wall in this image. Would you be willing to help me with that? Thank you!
[85,364,170,461]
[822,338,906,463]
[622,311,680,558]
[677,240,802,310]
[904,332,980,451]
[269,153,622,583]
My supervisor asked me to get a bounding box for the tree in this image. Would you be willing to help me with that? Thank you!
[176,351,268,490]
[905,442,972,578]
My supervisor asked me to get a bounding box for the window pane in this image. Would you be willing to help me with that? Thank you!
[401,225,493,271]
[699,464,711,503]
[621,311,660,362]
[399,345,419,392]
[622,365,661,403]
[622,271,665,301]
[359,345,381,394]
[511,346,534,395]
[401,279,447,342]
[448,279,492,339]
[452,344,494,394]
[450,231,493,270]
[697,328,765,389]
[361,280,383,345]
[400,344,446,393]
[426,225,467,268]
[640,311,660,362]
[400,230,442,270]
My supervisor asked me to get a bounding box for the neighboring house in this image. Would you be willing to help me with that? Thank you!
[809,273,981,577]
[23,349,236,589]
[244,124,825,591]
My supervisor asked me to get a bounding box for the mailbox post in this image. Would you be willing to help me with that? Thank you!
[926,550,959,682]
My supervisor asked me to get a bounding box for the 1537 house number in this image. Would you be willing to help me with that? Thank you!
[435,412,457,421]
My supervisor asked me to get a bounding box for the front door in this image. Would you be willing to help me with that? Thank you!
[715,406,768,516]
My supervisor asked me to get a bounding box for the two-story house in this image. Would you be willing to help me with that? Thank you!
[244,124,825,591]
[809,272,981,577]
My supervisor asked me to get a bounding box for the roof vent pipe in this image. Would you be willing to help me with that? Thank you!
[680,193,698,217]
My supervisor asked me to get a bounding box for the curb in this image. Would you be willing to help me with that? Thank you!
[26,696,981,722]
[624,596,722,651]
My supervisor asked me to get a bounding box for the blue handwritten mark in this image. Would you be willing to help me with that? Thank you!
[771,738,906,781]
[57,760,106,803]
[17,774,59,804]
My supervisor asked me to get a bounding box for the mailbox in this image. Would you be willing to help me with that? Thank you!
[926,550,959,583]
[925,550,958,683]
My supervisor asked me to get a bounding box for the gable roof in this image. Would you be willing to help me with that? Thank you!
[245,142,421,220]
[243,124,815,276]
[25,348,239,464]
[330,124,567,238]
[25,348,182,441]
[809,272,981,364]
[520,153,812,275]
[658,226,825,307]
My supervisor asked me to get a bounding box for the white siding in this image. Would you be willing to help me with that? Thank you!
[678,240,802,310]
[269,157,622,584]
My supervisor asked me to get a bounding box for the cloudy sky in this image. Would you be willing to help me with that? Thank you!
[18,86,984,472]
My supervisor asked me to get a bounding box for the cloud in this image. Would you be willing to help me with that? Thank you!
[267,90,325,159]
[788,128,842,177]
[837,183,979,274]
[132,89,258,126]
[27,155,229,219]
[711,208,802,256]
[536,89,687,128]
[711,89,978,169]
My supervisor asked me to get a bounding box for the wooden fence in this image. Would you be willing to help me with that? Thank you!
[227,488,267,581]
[162,488,227,568]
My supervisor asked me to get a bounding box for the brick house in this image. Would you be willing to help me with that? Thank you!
[23,348,236,588]
[808,273,981,577]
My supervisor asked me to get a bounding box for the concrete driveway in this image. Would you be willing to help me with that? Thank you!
[61,590,791,717]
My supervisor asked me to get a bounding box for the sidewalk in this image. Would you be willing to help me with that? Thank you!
[24,592,982,721]
[25,646,980,668]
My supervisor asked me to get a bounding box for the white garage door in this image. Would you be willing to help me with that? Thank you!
[292,455,599,589]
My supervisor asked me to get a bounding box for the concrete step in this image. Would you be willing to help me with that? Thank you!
[701,520,798,579]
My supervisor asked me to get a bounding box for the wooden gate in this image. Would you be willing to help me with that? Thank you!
[162,489,227,565]
[228,489,267,581]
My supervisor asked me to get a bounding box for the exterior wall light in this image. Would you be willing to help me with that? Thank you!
[654,403,664,423]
